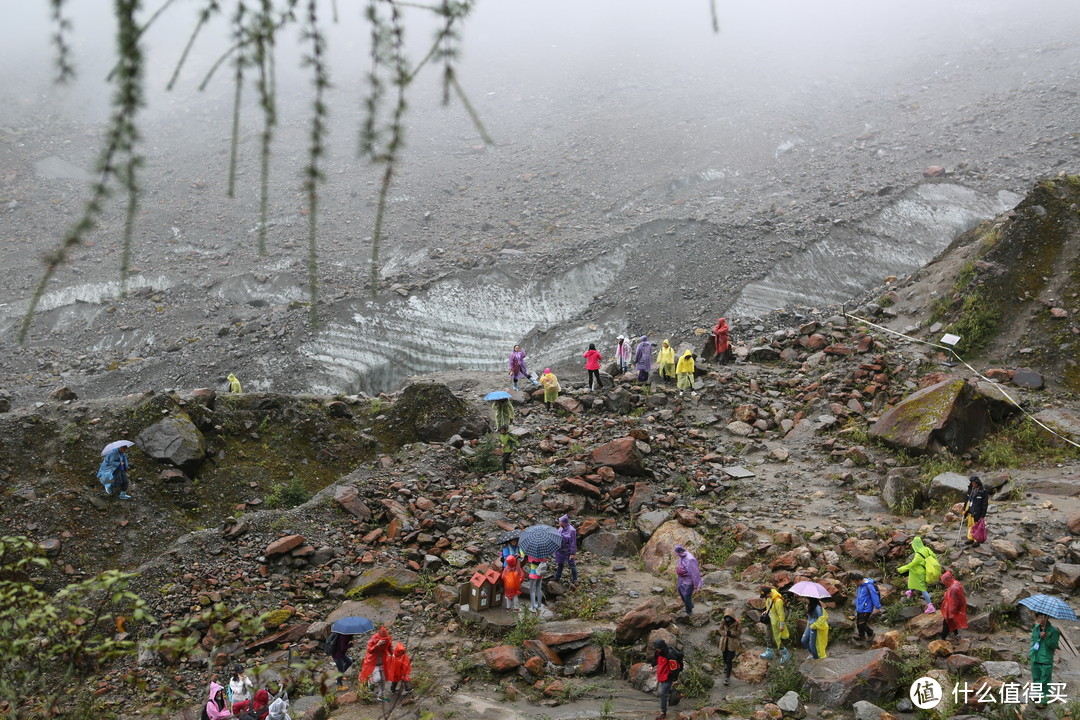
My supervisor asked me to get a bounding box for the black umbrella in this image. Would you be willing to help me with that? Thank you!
[518,524,563,559]
[497,529,522,544]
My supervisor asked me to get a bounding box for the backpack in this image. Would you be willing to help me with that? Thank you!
[667,647,684,682]
[923,550,942,586]
[324,631,341,656]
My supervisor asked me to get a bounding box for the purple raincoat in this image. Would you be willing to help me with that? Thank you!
[634,336,654,372]
[555,515,577,563]
[509,348,529,381]
[674,546,702,593]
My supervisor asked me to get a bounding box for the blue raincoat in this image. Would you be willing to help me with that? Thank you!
[97,448,130,487]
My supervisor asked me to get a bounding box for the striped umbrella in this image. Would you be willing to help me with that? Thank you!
[1019,594,1078,621]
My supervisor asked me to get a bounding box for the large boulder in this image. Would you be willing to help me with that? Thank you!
[798,648,901,707]
[589,437,648,476]
[868,378,991,454]
[482,645,522,672]
[928,472,971,504]
[880,466,925,512]
[346,567,421,597]
[582,530,642,558]
[615,597,674,643]
[135,414,207,474]
[640,520,705,574]
[905,611,944,639]
[372,383,484,445]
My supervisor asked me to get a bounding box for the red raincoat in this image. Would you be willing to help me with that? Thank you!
[713,317,730,356]
[941,571,968,632]
[359,626,392,681]
[502,554,524,598]
[385,642,412,683]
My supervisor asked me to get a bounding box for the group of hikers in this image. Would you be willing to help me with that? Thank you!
[499,514,579,614]
[201,667,290,720]
[328,625,413,700]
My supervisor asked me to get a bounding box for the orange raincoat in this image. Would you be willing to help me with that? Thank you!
[502,555,524,599]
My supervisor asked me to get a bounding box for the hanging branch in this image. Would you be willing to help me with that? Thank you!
[49,0,76,83]
[253,0,279,255]
[167,1,221,91]
[709,0,720,33]
[116,0,145,296]
[226,2,248,199]
[301,0,329,326]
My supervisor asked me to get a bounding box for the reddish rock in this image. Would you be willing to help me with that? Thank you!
[578,517,600,537]
[522,639,563,666]
[554,396,583,414]
[905,611,944,639]
[523,655,545,677]
[733,651,768,684]
[415,496,435,511]
[799,648,900,707]
[985,368,1013,382]
[1052,563,1080,591]
[855,335,874,353]
[770,550,798,570]
[824,344,853,356]
[928,639,953,657]
[560,476,602,500]
[923,165,946,177]
[265,535,304,557]
[946,654,983,675]
[801,334,828,351]
[589,437,647,476]
[482,645,522,672]
[542,680,566,697]
[841,537,878,563]
[629,482,654,514]
[602,646,621,678]
[734,405,758,423]
[538,630,592,647]
[1069,512,1080,535]
[674,508,699,527]
[615,597,674,643]
[565,645,603,675]
[333,486,372,521]
[871,630,901,651]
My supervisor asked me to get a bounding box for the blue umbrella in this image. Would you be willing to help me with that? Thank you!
[1019,594,1078,621]
[484,391,512,401]
[331,616,375,635]
[518,524,563,559]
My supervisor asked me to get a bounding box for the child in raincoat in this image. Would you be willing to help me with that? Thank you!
[501,554,524,611]
[656,340,676,383]
[203,682,232,720]
[614,335,631,374]
[491,398,514,431]
[539,369,559,410]
[897,536,937,613]
[801,597,829,659]
[527,555,547,612]
[97,444,134,500]
[939,570,967,641]
[497,426,518,473]
[385,642,413,695]
[676,350,696,395]
[758,586,791,663]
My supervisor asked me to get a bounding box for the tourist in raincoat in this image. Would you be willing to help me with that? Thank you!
[203,682,233,720]
[385,642,413,695]
[527,555,547,612]
[713,317,731,362]
[554,514,578,584]
[501,537,524,564]
[897,536,936,613]
[583,343,604,391]
[232,688,270,720]
[656,339,676,383]
[614,335,632,374]
[939,570,968,641]
[674,545,702,616]
[491,397,514,431]
[634,335,654,382]
[854,575,882,641]
[964,476,989,544]
[1030,612,1061,705]
[718,610,742,686]
[801,597,829,659]
[228,664,253,710]
[676,350,696,395]
[539,369,559,410]
[227,373,243,393]
[758,585,791,663]
[97,444,134,500]
[359,626,392,701]
[501,554,524,611]
[497,426,518,473]
[266,694,291,720]
[508,345,531,391]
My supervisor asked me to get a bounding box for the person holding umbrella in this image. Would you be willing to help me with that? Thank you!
[97,440,134,500]
[328,616,374,690]
[518,524,563,613]
[1018,595,1074,705]
[485,392,514,430]
[674,545,703,617]
[499,531,523,564]
[790,581,831,660]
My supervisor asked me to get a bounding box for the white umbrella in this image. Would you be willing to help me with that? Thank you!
[101,440,134,456]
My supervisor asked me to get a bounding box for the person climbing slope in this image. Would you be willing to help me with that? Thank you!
[758,585,791,663]
[656,339,675,383]
[676,349,696,396]
[897,536,938,614]
[582,343,604,391]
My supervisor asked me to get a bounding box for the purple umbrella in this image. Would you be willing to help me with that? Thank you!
[789,581,831,599]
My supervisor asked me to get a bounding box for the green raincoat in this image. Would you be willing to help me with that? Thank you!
[897,536,933,592]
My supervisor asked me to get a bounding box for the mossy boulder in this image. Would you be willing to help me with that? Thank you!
[372,383,485,445]
[346,567,421,598]
[262,607,295,627]
[868,378,990,454]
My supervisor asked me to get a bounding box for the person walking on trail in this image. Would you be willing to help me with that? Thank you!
[652,639,681,720]
[964,476,990,545]
[583,343,604,391]
[718,610,742,686]
[554,514,578,584]
[508,345,531,391]
[676,349,697,396]
[527,555,547,613]
[98,443,134,500]
[359,626,392,702]
[657,339,676,383]
[491,397,514,431]
[385,642,413,695]
[1030,612,1061,706]
[614,334,632,375]
[939,570,968,641]
[634,335,654,382]
[539,368,560,410]
[800,597,826,659]
[898,536,937,613]
[674,545,703,617]
[330,632,355,689]
[712,317,731,363]
[501,554,524,612]
[854,575,882,642]
[497,425,518,473]
[759,585,791,663]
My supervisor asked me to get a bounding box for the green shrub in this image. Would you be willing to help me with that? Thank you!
[264,477,312,509]
[678,647,715,699]
[505,611,540,646]
[765,659,804,700]
[468,433,502,474]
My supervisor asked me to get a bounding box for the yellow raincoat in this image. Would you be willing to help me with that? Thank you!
[657,340,676,380]
[676,350,695,391]
[810,608,830,659]
[227,373,242,393]
[540,371,560,403]
[765,588,789,649]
